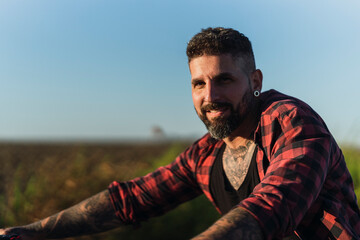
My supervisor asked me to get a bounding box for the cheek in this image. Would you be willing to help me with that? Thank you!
[192,91,202,107]
[232,86,248,101]
[192,94,204,117]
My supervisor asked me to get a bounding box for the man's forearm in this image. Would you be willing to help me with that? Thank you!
[9,190,122,239]
[192,207,264,240]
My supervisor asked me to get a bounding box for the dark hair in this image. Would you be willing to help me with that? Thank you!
[186,27,256,73]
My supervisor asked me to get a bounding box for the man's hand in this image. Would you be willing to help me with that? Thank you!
[0,227,45,240]
[0,190,121,239]
[191,207,264,240]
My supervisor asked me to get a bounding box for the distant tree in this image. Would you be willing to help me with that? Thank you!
[151,126,165,139]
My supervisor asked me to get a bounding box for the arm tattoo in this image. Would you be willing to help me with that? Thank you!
[223,140,256,190]
[19,190,122,238]
[191,207,264,240]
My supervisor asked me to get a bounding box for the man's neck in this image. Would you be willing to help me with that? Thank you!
[223,101,261,149]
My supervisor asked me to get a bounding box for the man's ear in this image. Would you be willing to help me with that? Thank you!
[251,69,263,92]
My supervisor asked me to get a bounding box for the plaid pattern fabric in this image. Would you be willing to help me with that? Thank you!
[109,90,360,239]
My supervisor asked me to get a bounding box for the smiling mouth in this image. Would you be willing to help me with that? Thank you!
[201,102,233,120]
[206,107,230,118]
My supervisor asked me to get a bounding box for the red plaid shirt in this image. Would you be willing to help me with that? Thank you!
[109,90,360,239]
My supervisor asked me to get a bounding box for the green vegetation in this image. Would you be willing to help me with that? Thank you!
[0,142,359,239]
[342,147,360,204]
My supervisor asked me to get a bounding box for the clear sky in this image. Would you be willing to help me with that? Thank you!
[1,0,359,146]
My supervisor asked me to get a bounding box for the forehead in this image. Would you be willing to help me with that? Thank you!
[189,54,244,79]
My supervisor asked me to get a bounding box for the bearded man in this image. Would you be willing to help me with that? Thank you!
[1,27,359,240]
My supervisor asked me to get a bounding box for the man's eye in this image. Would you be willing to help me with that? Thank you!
[219,78,231,83]
[193,82,205,88]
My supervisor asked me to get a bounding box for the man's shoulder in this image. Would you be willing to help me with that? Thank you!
[180,133,223,165]
[192,133,221,150]
[260,89,315,118]
[257,89,329,137]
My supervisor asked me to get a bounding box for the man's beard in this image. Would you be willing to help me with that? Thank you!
[197,90,253,140]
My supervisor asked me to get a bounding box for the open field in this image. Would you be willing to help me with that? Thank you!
[0,141,359,239]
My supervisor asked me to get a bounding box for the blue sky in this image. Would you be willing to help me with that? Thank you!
[0,0,359,146]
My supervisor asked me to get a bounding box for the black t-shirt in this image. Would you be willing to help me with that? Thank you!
[209,144,301,240]
[210,144,260,215]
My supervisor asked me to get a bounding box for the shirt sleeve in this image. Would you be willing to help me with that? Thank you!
[239,102,333,239]
[108,144,203,225]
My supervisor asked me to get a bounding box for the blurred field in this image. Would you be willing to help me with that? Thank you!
[0,141,359,239]
[0,141,219,240]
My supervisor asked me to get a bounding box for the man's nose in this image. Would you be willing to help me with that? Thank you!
[204,84,220,102]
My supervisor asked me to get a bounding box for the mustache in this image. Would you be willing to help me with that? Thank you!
[201,102,232,112]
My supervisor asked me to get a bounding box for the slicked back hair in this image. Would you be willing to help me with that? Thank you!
[186,27,256,74]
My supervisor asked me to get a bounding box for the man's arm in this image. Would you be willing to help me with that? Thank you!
[0,190,122,239]
[192,207,264,240]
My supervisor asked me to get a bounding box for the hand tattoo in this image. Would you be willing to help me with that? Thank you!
[20,190,121,239]
[192,207,264,240]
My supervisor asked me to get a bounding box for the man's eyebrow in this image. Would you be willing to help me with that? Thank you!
[191,72,234,85]
[212,72,234,81]
[191,78,203,85]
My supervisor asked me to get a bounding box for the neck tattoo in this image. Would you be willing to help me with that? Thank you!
[222,140,256,190]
